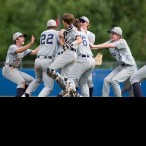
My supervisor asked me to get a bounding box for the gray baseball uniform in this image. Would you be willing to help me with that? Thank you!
[129,65,146,97]
[2,44,34,89]
[24,29,60,97]
[130,65,146,84]
[54,41,67,77]
[67,30,95,96]
[102,39,137,97]
[49,25,79,71]
[86,30,95,88]
[46,24,83,97]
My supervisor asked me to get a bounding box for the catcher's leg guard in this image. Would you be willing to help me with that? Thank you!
[70,90,82,97]
[47,68,67,90]
[47,68,58,79]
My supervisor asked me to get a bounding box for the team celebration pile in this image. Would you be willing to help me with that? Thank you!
[2,13,145,97]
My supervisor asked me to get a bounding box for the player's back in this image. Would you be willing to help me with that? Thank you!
[37,29,59,57]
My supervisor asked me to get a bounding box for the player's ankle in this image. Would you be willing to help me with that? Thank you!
[21,93,30,97]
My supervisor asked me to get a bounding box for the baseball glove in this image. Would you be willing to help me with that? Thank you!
[95,52,103,65]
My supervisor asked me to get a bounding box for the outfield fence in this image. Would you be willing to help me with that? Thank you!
[0,65,146,97]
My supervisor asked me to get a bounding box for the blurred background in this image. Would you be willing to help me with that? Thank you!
[0,0,146,97]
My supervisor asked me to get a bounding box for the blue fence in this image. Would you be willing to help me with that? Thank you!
[0,68,146,97]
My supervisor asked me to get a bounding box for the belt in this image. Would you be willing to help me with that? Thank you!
[70,48,77,52]
[82,55,90,58]
[4,63,17,68]
[121,63,132,67]
[57,51,64,55]
[36,55,53,59]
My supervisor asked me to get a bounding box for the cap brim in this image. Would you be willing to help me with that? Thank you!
[108,30,111,33]
[79,18,84,21]
[79,18,89,24]
[23,34,27,37]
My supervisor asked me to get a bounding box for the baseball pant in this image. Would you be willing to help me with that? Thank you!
[67,56,95,97]
[25,58,54,97]
[130,65,146,84]
[102,65,137,97]
[2,66,34,88]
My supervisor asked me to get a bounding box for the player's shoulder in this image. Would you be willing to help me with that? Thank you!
[9,44,17,49]
[118,39,127,44]
[87,30,95,36]
[87,30,95,37]
[72,26,79,32]
[72,27,81,35]
[41,29,58,34]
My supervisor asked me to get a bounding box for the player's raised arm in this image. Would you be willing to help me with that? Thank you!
[15,35,35,53]
[30,45,40,55]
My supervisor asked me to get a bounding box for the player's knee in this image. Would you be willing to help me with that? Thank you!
[104,77,111,84]
[34,78,42,84]
[111,79,118,85]
[27,77,34,84]
[130,74,139,85]
[18,80,26,88]
[46,68,57,79]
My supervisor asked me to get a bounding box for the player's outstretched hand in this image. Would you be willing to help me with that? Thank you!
[30,35,35,44]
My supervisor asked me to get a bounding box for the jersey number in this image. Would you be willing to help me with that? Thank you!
[82,36,88,46]
[40,34,54,45]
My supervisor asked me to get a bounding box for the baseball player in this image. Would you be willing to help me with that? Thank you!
[65,18,95,97]
[90,26,137,97]
[22,19,60,97]
[130,65,146,97]
[79,16,95,97]
[2,32,38,97]
[46,13,83,97]
[54,28,70,97]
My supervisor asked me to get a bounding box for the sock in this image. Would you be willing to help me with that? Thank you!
[25,93,30,97]
[16,88,25,97]
[76,87,79,91]
[89,87,93,97]
[24,84,29,92]
[132,82,143,97]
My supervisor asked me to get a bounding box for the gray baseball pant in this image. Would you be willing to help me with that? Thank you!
[102,65,137,97]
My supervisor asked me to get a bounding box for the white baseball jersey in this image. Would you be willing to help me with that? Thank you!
[77,31,93,57]
[102,39,137,97]
[24,29,60,97]
[87,30,95,45]
[37,29,59,57]
[106,39,136,66]
[50,25,80,72]
[67,30,95,96]
[2,44,34,89]
[4,44,32,67]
